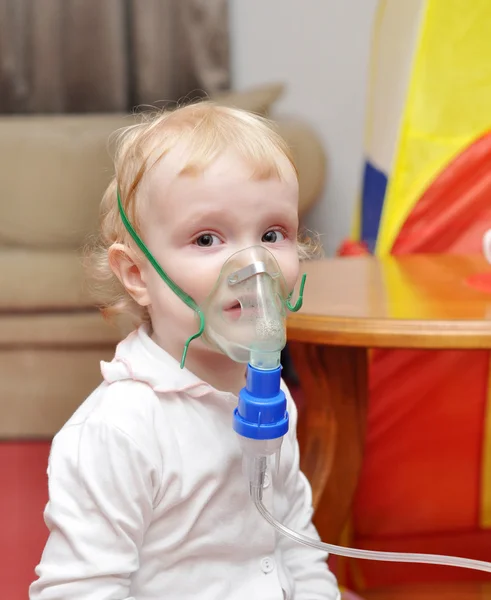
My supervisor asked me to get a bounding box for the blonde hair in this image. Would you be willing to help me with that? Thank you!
[87,101,319,325]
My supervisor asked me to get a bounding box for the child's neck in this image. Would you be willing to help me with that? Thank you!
[151,329,247,395]
[185,349,247,396]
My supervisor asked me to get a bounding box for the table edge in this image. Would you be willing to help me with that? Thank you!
[287,314,491,349]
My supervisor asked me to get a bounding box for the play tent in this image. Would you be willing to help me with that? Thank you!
[340,0,491,591]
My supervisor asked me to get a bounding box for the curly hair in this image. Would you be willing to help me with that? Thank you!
[85,101,320,326]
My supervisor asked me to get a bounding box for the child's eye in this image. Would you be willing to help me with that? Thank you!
[195,233,222,247]
[262,230,285,243]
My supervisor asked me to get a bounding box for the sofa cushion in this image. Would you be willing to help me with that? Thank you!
[0,311,126,438]
[0,248,97,310]
[0,345,115,438]
[0,114,135,250]
[0,312,123,346]
[276,118,326,217]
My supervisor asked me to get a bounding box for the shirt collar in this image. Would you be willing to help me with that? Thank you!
[101,324,234,399]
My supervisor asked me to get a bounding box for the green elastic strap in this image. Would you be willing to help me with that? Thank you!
[117,190,204,368]
[286,273,307,312]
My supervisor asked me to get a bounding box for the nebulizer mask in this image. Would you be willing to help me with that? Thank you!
[201,243,304,483]
[118,190,491,575]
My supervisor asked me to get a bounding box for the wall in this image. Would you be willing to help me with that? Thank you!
[230,0,379,255]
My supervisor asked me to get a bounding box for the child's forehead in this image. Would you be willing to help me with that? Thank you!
[144,140,297,191]
[139,146,298,227]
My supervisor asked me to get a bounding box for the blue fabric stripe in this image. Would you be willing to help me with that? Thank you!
[361,160,388,253]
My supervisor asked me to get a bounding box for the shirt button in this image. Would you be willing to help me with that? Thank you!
[263,473,270,489]
[261,556,275,574]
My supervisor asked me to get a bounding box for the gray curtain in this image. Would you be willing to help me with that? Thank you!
[0,0,229,113]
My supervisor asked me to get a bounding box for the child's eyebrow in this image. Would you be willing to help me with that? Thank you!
[174,208,233,230]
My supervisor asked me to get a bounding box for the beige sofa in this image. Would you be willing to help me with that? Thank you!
[0,85,326,439]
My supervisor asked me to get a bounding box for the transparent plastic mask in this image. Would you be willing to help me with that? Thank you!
[201,246,288,368]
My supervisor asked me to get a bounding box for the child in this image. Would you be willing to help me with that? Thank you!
[30,102,341,599]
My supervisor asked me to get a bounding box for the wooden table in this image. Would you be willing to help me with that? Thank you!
[287,254,491,543]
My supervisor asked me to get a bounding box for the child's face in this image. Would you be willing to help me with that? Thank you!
[137,148,300,363]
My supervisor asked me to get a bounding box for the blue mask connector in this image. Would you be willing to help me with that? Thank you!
[233,363,289,494]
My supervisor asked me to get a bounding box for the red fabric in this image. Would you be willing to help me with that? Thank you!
[0,442,50,599]
[466,271,491,294]
[337,240,370,257]
[342,134,491,591]
[392,132,491,255]
[352,348,491,587]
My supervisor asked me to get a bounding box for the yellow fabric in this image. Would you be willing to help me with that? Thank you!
[352,0,424,243]
[376,0,491,255]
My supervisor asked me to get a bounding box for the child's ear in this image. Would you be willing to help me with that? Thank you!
[108,243,150,307]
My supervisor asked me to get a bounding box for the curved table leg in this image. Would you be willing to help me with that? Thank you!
[288,342,368,543]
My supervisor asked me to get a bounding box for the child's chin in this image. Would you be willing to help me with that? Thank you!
[197,340,248,365]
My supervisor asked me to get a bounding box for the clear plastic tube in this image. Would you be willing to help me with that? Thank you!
[251,486,491,573]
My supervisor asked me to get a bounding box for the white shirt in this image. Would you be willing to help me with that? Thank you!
[30,326,340,600]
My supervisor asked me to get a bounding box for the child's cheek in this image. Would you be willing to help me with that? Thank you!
[279,254,300,295]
